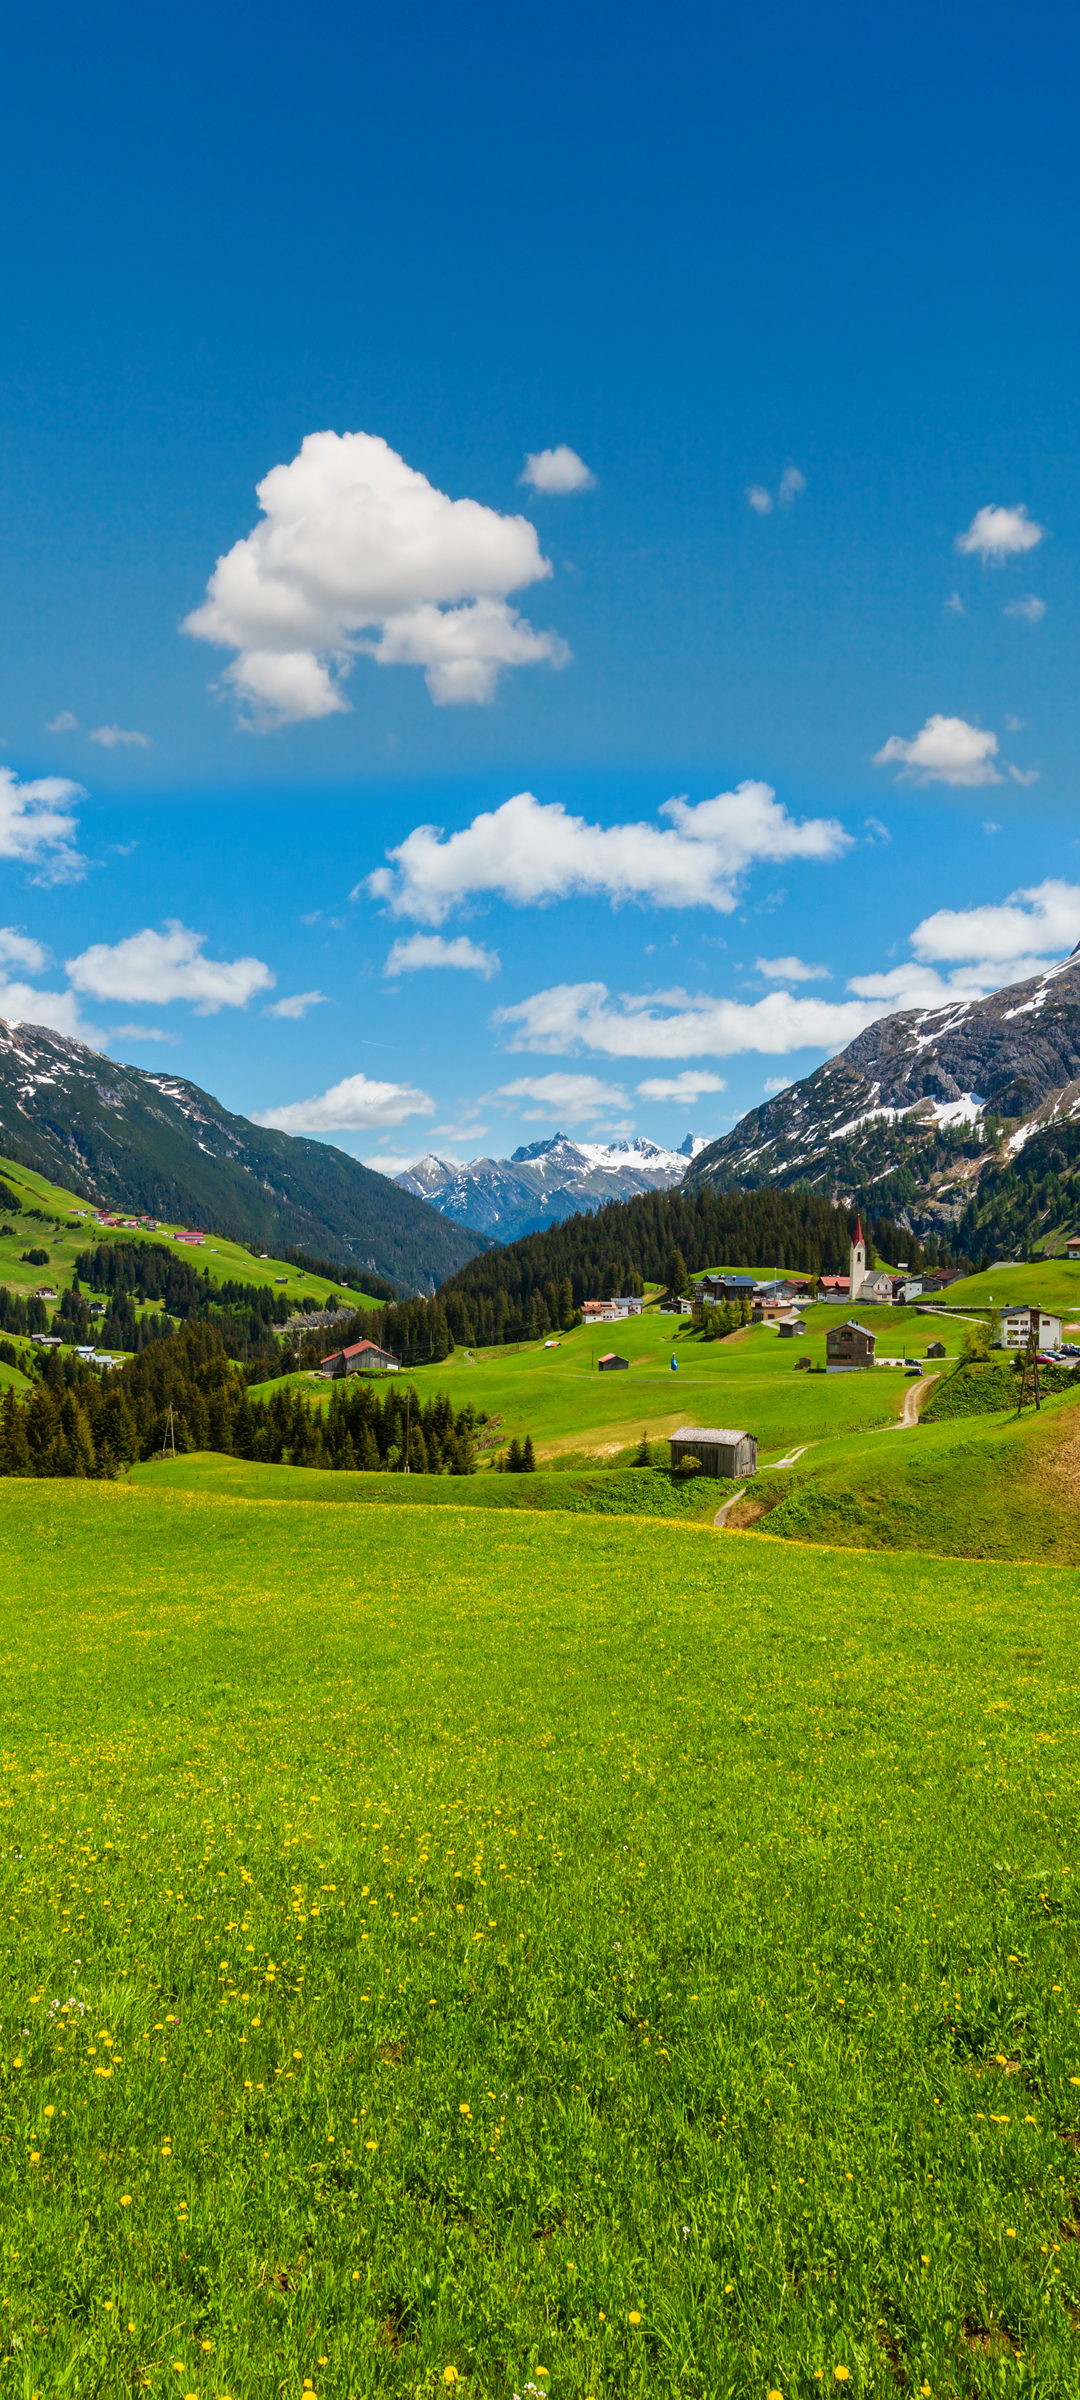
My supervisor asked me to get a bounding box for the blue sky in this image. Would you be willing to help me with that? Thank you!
[0,0,1077,1172]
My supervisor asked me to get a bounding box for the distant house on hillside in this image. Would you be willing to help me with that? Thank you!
[1067,1235,1080,1259]
[818,1273,850,1300]
[826,1320,876,1371]
[693,1272,756,1306]
[857,1269,895,1304]
[598,1351,629,1371]
[926,1340,946,1358]
[669,1425,757,1477]
[319,1338,400,1378]
[777,1314,807,1338]
[998,1305,1062,1352]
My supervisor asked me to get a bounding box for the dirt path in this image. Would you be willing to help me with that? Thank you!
[896,1371,939,1428]
[713,1487,747,1527]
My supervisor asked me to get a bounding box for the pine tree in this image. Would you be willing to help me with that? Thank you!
[522,1433,536,1472]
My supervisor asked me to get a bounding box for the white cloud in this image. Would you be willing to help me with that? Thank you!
[362,1151,435,1178]
[494,980,883,1060]
[909,878,1080,966]
[764,1075,791,1094]
[493,1072,629,1122]
[384,932,500,980]
[956,504,1044,561]
[983,820,1001,835]
[1004,594,1046,623]
[250,1072,435,1134]
[1005,714,1024,731]
[0,983,105,1045]
[864,816,891,845]
[520,445,595,494]
[0,767,86,884]
[0,928,48,973]
[367,784,850,924]
[46,711,77,732]
[1009,765,1040,786]
[262,990,330,1019]
[184,428,567,723]
[90,724,151,749]
[748,467,805,513]
[944,591,965,614]
[755,954,829,982]
[66,920,275,1013]
[111,1023,181,1044]
[874,713,1002,787]
[635,1070,727,1102]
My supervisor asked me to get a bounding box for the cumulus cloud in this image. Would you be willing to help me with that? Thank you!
[1004,594,1046,623]
[635,1071,727,1102]
[46,711,77,732]
[263,990,329,1019]
[493,1072,629,1122]
[755,954,829,982]
[384,932,500,980]
[944,592,965,614]
[250,1072,435,1134]
[111,1023,182,1044]
[494,981,882,1060]
[956,504,1044,561]
[874,714,1002,787]
[0,767,86,884]
[747,485,773,515]
[0,983,105,1045]
[90,725,151,749]
[183,429,567,723]
[66,920,275,1013]
[367,785,850,925]
[520,445,595,494]
[0,928,48,973]
[764,1075,792,1094]
[909,878,1080,966]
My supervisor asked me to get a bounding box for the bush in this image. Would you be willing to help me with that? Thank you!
[20,1248,49,1267]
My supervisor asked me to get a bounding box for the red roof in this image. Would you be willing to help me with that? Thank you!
[853,1216,864,1245]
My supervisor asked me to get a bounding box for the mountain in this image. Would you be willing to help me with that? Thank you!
[682,950,1080,1259]
[394,1131,706,1244]
[0,1019,483,1291]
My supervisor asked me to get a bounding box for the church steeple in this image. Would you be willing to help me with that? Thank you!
[849,1214,866,1300]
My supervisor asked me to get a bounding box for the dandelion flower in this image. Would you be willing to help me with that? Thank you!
[834,2373,851,2386]
[443,2371,459,2387]
[628,2311,642,2325]
[120,2194,132,2206]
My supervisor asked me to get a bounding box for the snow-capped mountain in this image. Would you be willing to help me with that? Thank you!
[394,1131,706,1242]
[682,949,1080,1254]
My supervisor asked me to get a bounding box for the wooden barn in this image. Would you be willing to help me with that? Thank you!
[926,1339,946,1359]
[825,1321,876,1372]
[598,1351,629,1371]
[669,1425,757,1478]
[319,1338,400,1378]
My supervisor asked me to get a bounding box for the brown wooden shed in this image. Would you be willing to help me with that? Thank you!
[598,1351,629,1371]
[825,1320,877,1372]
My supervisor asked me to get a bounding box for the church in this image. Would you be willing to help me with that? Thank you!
[848,1217,894,1305]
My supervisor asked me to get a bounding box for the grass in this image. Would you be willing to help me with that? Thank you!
[129,1452,725,1519]
[0,1149,374,1329]
[256,1302,963,1468]
[5,1479,1080,2395]
[941,1259,1080,1320]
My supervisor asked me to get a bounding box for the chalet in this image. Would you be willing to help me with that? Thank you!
[319,1338,400,1378]
[1066,1234,1080,1258]
[998,1305,1062,1353]
[598,1351,629,1370]
[693,1272,756,1306]
[660,1297,693,1314]
[857,1269,895,1305]
[818,1273,850,1300]
[825,1320,877,1371]
[35,1285,57,1300]
[669,1425,757,1478]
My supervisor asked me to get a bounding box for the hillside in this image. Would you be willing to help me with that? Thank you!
[395,1131,704,1242]
[683,949,1080,1260]
[0,1020,482,1292]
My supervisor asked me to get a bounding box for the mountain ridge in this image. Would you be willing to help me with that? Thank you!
[683,950,1080,1257]
[394,1130,705,1243]
[0,1018,482,1291]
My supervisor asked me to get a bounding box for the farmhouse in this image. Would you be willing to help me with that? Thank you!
[826,1320,877,1371]
[319,1338,400,1378]
[818,1273,850,1299]
[998,1305,1063,1352]
[597,1351,629,1371]
[669,1425,757,1477]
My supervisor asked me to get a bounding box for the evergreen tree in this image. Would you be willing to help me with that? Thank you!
[522,1433,536,1472]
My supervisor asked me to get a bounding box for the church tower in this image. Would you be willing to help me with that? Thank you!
[849,1215,866,1301]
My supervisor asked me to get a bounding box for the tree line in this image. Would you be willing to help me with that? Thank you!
[0,1322,479,1479]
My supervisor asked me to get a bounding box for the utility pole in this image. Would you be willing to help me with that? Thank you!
[1017,1322,1042,1415]
[403,1386,411,1472]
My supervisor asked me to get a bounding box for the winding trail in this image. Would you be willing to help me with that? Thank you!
[712,1372,941,1529]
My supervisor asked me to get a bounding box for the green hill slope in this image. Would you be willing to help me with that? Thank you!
[0,1019,481,1290]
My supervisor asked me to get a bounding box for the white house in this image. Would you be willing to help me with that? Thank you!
[998,1305,1063,1352]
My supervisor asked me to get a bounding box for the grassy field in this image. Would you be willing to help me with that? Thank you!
[4,1480,1080,2397]
[258,1303,964,1468]
[0,1151,374,1325]
[940,1259,1080,1321]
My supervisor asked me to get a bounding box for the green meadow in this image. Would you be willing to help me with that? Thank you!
[261,1302,964,1467]
[5,1479,1080,2398]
